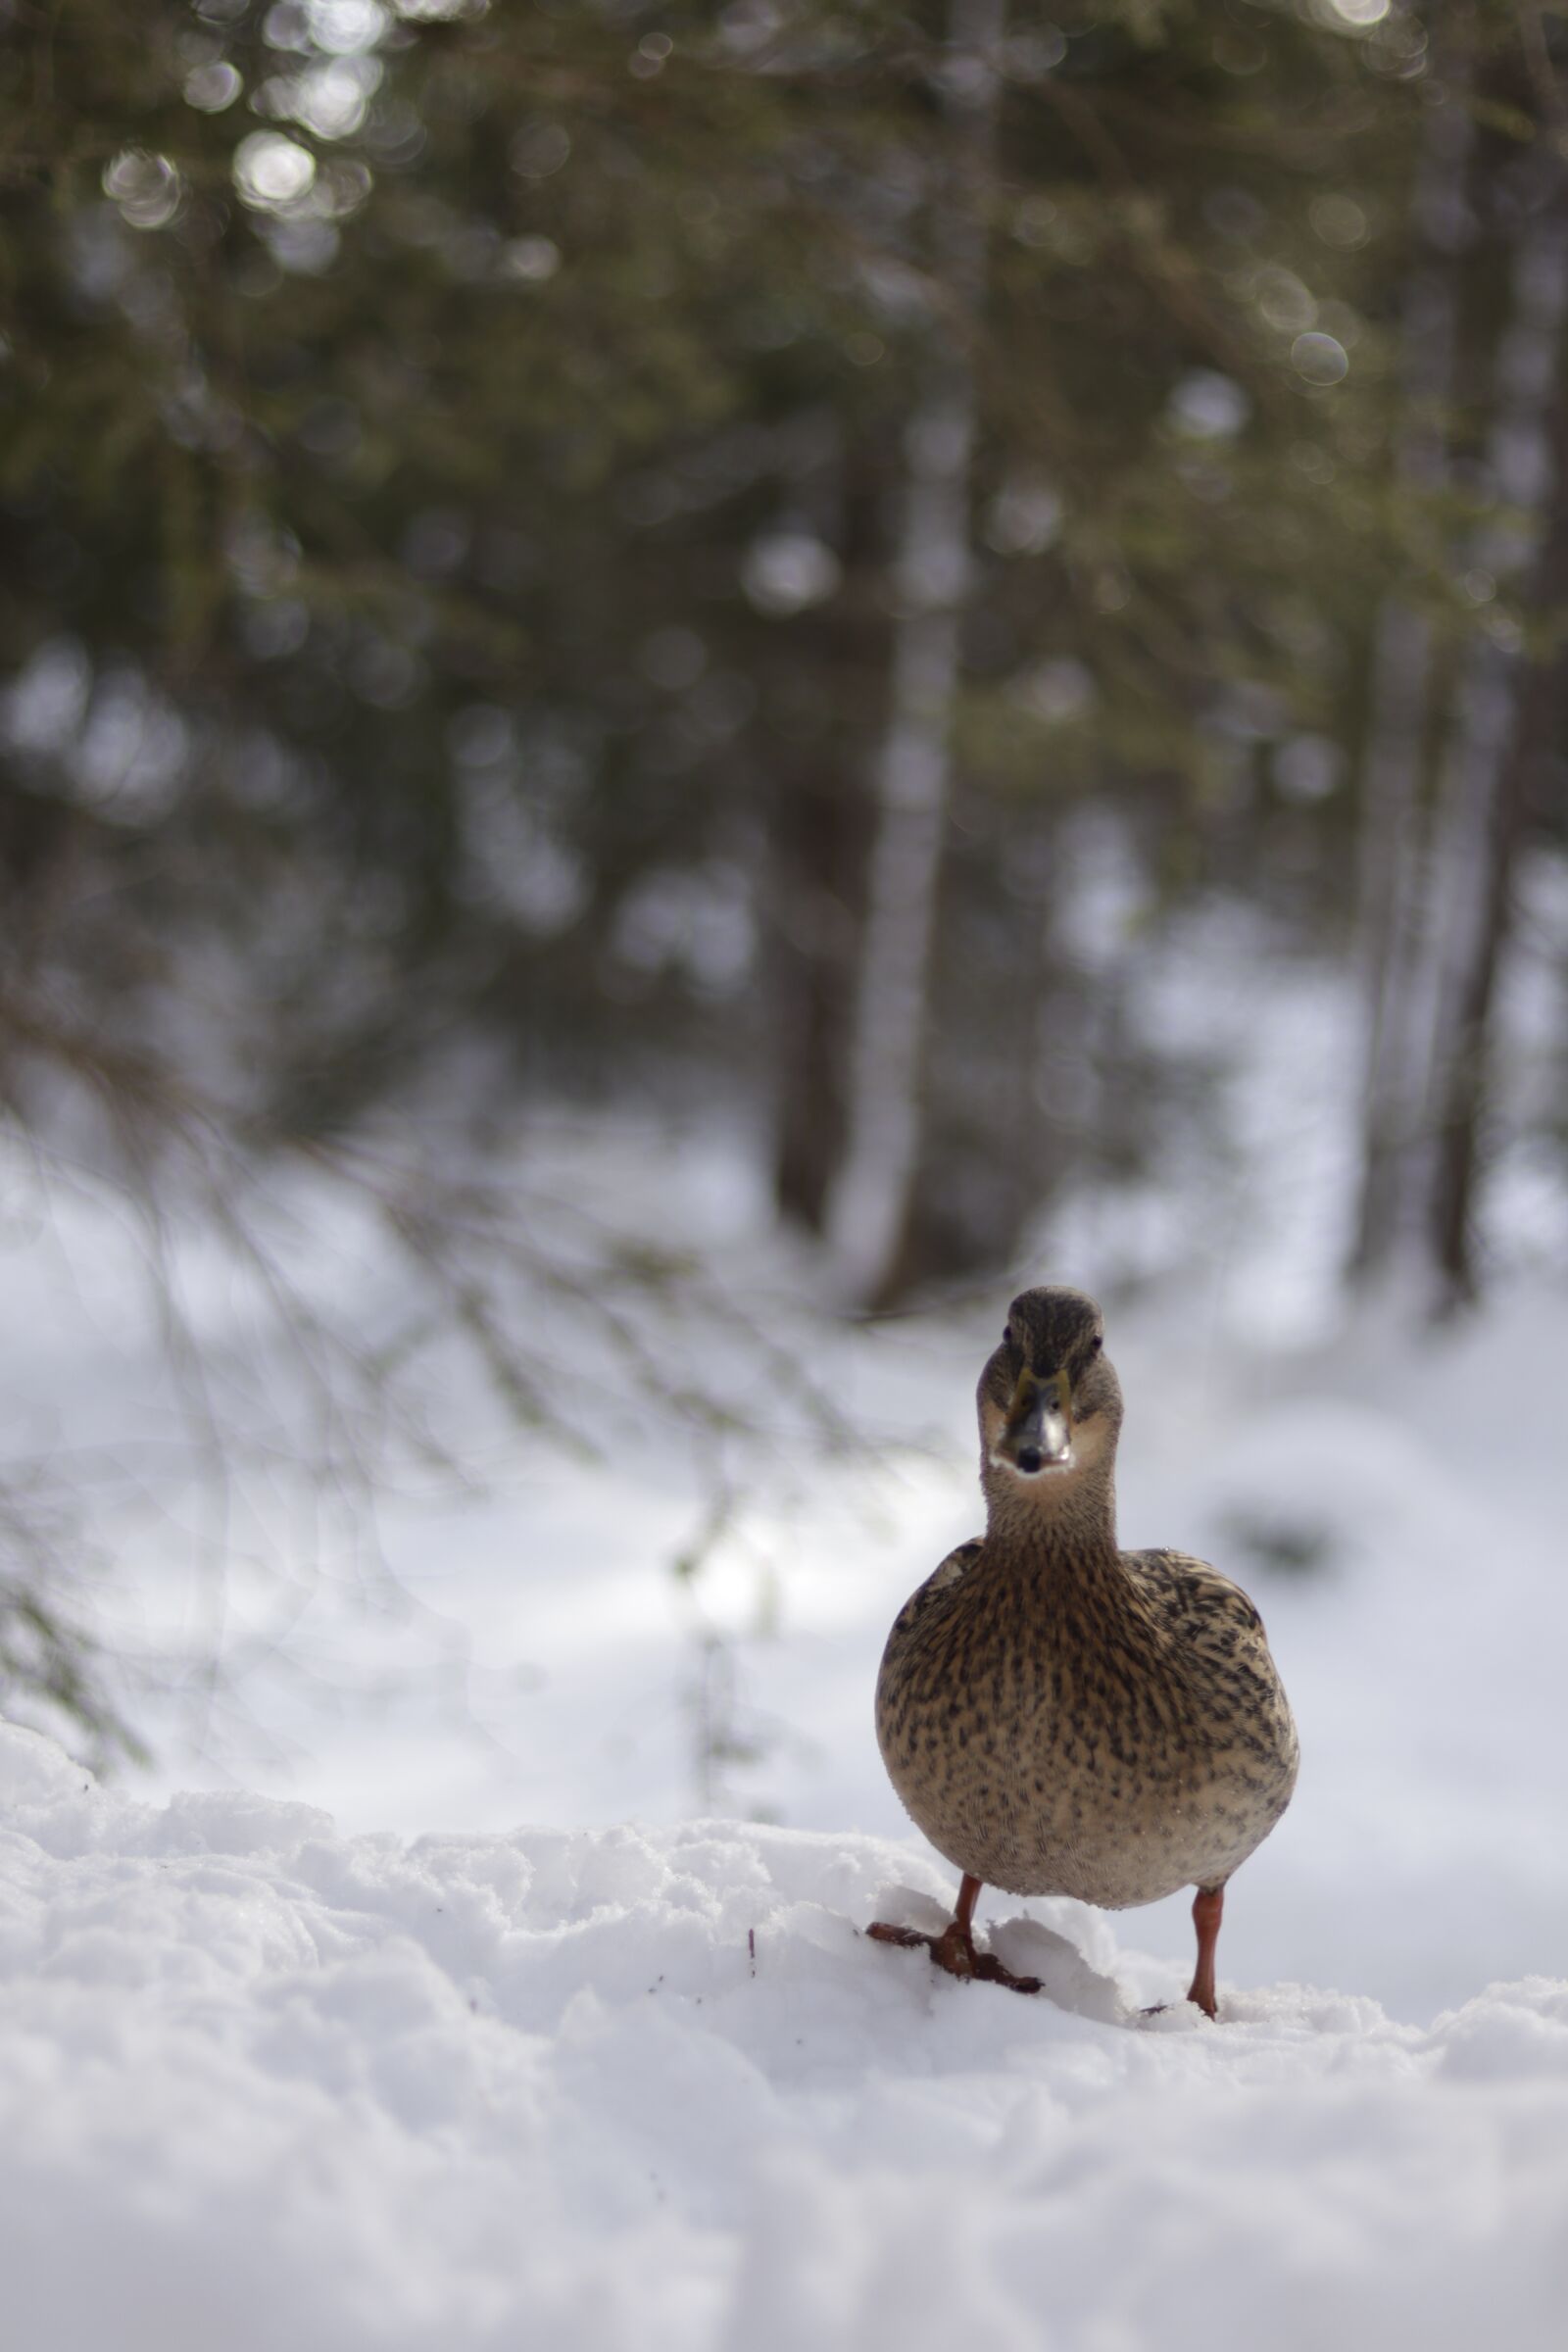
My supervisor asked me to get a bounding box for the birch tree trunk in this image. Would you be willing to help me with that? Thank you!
[827,0,1004,1308]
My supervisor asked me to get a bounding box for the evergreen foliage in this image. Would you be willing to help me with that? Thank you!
[0,1,1564,1743]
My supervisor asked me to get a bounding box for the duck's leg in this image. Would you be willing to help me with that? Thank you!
[866,1872,981,1972]
[928,1872,982,1978]
[1186,1884,1225,2019]
[867,1875,1043,1995]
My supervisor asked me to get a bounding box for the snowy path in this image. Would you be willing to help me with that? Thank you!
[5,1720,1565,2352]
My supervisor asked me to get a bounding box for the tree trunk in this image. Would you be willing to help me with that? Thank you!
[1348,80,1473,1284]
[769,739,873,1232]
[828,0,1004,1307]
[768,449,885,1233]
[1428,270,1568,1303]
[1425,148,1568,1307]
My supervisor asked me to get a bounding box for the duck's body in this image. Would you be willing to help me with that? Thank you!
[878,1536,1297,1911]
[871,1286,1298,2015]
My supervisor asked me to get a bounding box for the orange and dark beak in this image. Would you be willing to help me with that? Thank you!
[998,1365,1073,1477]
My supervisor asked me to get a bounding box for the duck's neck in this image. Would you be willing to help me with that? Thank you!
[981,1459,1119,1578]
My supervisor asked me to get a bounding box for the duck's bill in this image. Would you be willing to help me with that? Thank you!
[992,1368,1074,1477]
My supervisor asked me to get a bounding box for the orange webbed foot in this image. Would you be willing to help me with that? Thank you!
[866,1919,1042,1996]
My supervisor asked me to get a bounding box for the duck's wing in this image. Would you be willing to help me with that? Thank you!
[1123,1546,1298,1824]
[1121,1547,1276,1664]
[876,1538,987,1737]
[886,1537,985,1637]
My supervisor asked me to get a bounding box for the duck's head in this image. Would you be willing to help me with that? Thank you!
[977,1284,1122,1496]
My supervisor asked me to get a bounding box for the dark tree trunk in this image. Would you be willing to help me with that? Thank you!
[1348,74,1473,1284]
[831,0,1004,1305]
[1429,375,1568,1304]
[1423,66,1568,1308]
[766,448,887,1234]
[870,800,1058,1309]
[769,746,873,1232]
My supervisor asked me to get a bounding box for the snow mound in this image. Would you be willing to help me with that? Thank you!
[3,1723,1565,2351]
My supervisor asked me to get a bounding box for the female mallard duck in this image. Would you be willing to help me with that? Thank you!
[869,1285,1298,2017]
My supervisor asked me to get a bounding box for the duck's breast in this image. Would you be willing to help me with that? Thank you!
[876,1544,1298,1905]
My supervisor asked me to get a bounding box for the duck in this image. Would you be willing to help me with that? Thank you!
[869,1285,1298,2018]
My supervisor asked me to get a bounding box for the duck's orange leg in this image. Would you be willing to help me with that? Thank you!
[929,1872,982,1977]
[867,1870,981,1970]
[868,1873,1041,1994]
[1187,1884,1225,2019]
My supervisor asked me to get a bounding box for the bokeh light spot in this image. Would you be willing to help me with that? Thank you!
[233,132,318,212]
[741,532,842,616]
[183,62,243,113]
[1292,331,1348,385]
[102,151,181,230]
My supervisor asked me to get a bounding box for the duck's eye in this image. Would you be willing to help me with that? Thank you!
[1003,1323,1013,1347]
[1090,1333,1103,1353]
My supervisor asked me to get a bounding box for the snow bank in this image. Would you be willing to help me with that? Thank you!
[5,1720,1565,2352]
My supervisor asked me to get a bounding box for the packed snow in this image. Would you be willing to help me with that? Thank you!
[5,1720,1568,2352]
[3,1120,1567,2345]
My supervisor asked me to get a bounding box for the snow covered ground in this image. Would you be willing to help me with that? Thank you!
[6,1720,1568,2352]
[3,1118,1567,2346]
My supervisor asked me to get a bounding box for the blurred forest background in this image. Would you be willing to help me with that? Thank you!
[3,0,1568,1767]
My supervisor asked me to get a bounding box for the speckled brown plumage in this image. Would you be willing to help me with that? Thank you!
[870,1286,1298,2016]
